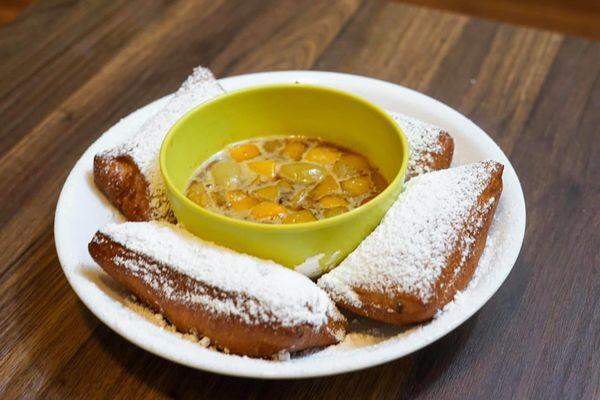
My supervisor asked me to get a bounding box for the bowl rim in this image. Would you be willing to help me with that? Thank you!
[159,83,408,232]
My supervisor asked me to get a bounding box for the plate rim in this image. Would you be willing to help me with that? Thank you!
[54,70,526,379]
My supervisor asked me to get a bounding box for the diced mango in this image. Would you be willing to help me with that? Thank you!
[226,190,259,212]
[250,201,288,220]
[263,139,282,153]
[281,141,306,161]
[248,160,276,179]
[192,138,384,224]
[283,209,317,224]
[304,146,341,166]
[186,181,212,207]
[333,153,370,178]
[324,206,347,218]
[249,175,262,187]
[286,188,309,210]
[277,180,293,193]
[319,195,349,209]
[279,162,325,184]
[210,160,242,189]
[309,175,340,200]
[253,185,279,202]
[229,143,260,161]
[210,190,227,207]
[371,171,388,192]
[341,176,372,196]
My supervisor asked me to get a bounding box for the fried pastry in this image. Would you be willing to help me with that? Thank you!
[88,221,347,358]
[93,67,224,221]
[318,161,503,325]
[390,112,454,179]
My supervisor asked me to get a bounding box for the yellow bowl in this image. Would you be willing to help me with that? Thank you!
[160,84,408,276]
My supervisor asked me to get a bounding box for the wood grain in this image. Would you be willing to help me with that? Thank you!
[5,0,600,40]
[0,0,598,399]
[397,0,600,40]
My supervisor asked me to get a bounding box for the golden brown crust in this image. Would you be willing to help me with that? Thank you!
[436,131,455,170]
[330,162,502,325]
[406,131,455,180]
[88,233,345,358]
[93,154,151,221]
[428,163,502,315]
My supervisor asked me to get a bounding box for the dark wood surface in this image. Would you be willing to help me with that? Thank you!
[398,0,600,40]
[4,0,600,40]
[0,0,598,398]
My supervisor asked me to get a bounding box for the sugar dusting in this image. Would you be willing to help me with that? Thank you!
[308,202,512,356]
[101,67,224,220]
[318,162,499,305]
[96,221,345,333]
[107,208,510,359]
[124,295,210,347]
[124,295,292,360]
[390,112,446,177]
[294,253,325,278]
[81,68,517,363]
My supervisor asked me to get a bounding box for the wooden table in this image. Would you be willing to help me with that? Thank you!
[1,0,598,398]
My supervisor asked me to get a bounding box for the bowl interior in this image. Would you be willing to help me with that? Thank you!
[162,84,406,194]
[160,84,407,271]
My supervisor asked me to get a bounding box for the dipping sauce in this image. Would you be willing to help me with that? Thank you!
[185,136,388,224]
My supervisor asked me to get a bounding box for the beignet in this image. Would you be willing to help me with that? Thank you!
[390,112,454,179]
[93,67,224,221]
[88,222,347,357]
[318,161,503,325]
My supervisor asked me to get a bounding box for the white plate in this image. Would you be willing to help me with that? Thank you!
[55,71,526,379]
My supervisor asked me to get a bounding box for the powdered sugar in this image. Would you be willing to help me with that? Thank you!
[97,221,345,332]
[390,112,446,177]
[124,295,211,347]
[124,295,288,360]
[57,70,526,376]
[294,253,325,277]
[318,161,498,305]
[102,67,224,220]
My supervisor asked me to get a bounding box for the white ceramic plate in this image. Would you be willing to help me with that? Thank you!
[55,71,526,379]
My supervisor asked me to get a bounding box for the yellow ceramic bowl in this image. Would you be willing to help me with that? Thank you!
[160,84,408,276]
